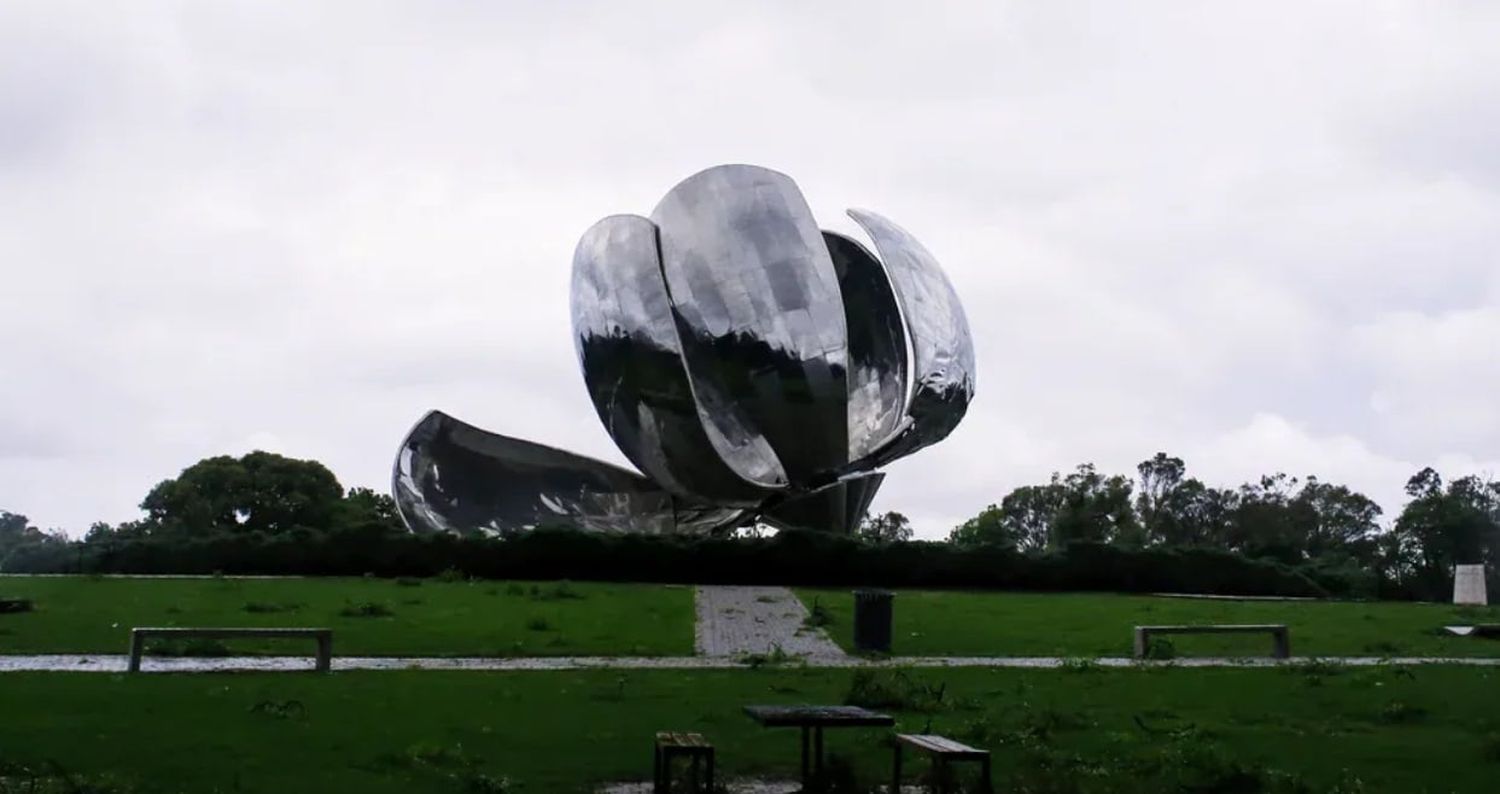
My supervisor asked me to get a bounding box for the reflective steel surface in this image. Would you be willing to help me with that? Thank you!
[571,214,784,504]
[762,472,886,535]
[392,165,976,538]
[823,231,908,463]
[847,209,976,463]
[652,165,850,481]
[393,410,746,536]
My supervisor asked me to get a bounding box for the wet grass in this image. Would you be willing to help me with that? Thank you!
[797,589,1500,658]
[2,665,1499,792]
[0,576,692,657]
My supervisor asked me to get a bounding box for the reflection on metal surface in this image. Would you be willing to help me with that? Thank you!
[652,165,849,482]
[392,410,745,537]
[571,214,784,504]
[823,231,908,463]
[393,165,976,538]
[762,473,886,535]
[847,209,976,464]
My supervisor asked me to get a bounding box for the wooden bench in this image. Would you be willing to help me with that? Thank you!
[128,627,333,672]
[893,734,992,793]
[653,732,713,794]
[1134,624,1290,659]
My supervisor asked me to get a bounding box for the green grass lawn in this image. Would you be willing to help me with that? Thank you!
[0,576,692,657]
[798,589,1500,658]
[2,665,1498,792]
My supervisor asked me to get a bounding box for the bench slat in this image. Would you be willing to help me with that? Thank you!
[897,734,986,756]
[1136,624,1286,633]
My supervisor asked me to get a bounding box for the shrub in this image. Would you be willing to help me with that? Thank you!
[241,601,301,614]
[1379,701,1427,724]
[338,601,394,618]
[843,669,949,712]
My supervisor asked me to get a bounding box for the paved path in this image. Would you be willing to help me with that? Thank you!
[694,585,845,659]
[5,654,1500,673]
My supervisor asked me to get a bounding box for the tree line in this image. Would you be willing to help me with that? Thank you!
[927,453,1497,599]
[4,450,1496,600]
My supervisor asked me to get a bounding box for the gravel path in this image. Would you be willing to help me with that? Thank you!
[694,586,846,659]
[6,654,1499,673]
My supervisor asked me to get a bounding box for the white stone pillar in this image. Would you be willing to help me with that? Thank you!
[1454,564,1488,606]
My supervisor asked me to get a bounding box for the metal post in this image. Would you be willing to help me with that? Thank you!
[127,630,144,673]
[1133,627,1149,659]
[316,632,333,672]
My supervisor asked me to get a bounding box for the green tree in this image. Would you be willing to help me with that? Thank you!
[140,451,345,537]
[1052,464,1139,548]
[948,503,1019,550]
[856,511,913,544]
[1388,468,1500,592]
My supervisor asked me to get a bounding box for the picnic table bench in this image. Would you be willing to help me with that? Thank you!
[0,598,32,614]
[743,704,893,790]
[1134,623,1290,659]
[653,732,713,793]
[893,734,992,793]
[128,627,333,672]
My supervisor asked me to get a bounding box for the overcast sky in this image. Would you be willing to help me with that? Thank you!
[3,1,1498,539]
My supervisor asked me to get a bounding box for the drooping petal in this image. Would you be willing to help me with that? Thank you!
[652,165,851,481]
[846,209,976,463]
[571,214,785,503]
[823,231,909,462]
[391,410,746,537]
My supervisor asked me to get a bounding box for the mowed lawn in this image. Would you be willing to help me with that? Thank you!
[798,589,1500,658]
[0,576,693,656]
[2,665,1499,792]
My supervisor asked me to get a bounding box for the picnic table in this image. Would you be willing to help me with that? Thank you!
[743,704,894,790]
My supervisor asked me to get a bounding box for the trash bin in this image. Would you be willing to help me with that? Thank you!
[852,589,894,653]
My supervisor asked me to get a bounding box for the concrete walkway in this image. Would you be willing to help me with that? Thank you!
[694,585,845,659]
[5,654,1500,673]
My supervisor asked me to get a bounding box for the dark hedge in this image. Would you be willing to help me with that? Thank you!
[3,528,1328,598]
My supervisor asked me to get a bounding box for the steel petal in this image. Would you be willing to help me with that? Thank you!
[391,410,747,537]
[571,214,785,503]
[846,209,975,463]
[652,165,850,481]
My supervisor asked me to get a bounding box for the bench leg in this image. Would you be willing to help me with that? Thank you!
[316,635,332,672]
[981,755,993,793]
[815,725,825,776]
[127,631,144,673]
[800,726,811,788]
[892,744,901,794]
[1133,628,1148,659]
[1273,630,1291,660]
[705,750,714,794]
[653,746,663,794]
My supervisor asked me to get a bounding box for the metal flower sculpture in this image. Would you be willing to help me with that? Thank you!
[393,164,975,536]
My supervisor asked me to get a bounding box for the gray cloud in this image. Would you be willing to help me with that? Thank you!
[2,1,1497,538]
